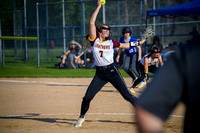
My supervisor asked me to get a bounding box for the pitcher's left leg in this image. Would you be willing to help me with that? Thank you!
[108,66,137,106]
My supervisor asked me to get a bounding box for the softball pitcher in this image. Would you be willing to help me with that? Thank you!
[74,0,145,127]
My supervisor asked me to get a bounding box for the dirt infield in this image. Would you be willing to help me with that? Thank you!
[0,78,185,133]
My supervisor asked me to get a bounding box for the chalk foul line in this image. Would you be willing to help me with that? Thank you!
[1,112,183,118]
[0,79,113,87]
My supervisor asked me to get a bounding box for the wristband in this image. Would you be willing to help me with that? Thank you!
[129,41,139,47]
[145,73,149,80]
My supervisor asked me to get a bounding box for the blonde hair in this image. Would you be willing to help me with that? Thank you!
[70,40,77,45]
[83,34,89,51]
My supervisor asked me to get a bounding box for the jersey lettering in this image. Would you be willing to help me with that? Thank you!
[95,43,110,50]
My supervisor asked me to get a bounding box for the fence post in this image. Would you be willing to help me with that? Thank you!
[24,0,28,62]
[81,0,86,67]
[140,0,143,36]
[46,0,49,57]
[153,0,156,34]
[36,2,40,68]
[2,40,5,68]
[0,19,2,63]
[62,0,66,53]
[102,4,106,24]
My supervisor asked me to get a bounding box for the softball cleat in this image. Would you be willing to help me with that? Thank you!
[74,117,85,127]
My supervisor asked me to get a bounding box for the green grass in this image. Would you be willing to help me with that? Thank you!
[4,48,64,62]
[0,67,96,77]
[1,48,130,78]
[0,62,129,78]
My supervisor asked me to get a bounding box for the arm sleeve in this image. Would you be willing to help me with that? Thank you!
[89,35,97,46]
[136,54,184,121]
[112,40,121,48]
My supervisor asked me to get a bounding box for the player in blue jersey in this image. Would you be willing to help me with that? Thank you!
[116,27,144,92]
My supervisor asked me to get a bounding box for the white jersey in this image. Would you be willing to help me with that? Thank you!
[89,36,121,66]
[140,53,159,66]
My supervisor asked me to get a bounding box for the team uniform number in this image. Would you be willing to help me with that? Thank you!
[129,49,134,53]
[99,50,103,57]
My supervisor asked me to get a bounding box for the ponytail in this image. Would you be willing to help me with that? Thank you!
[83,34,89,51]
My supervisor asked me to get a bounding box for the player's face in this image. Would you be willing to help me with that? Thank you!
[71,43,76,48]
[152,50,160,58]
[124,32,131,38]
[101,26,110,38]
[155,40,159,44]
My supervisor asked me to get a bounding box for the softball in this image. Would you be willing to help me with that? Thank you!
[101,0,106,6]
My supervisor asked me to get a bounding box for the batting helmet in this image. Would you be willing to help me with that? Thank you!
[122,27,132,35]
[150,45,160,55]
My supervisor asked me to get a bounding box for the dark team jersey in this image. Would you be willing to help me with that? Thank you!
[136,37,200,132]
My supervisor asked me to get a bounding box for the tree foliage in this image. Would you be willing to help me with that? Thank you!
[0,0,194,36]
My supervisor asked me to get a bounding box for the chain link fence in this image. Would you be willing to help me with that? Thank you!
[1,0,200,67]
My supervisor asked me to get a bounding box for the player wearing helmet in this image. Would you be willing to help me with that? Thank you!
[116,27,142,91]
[132,46,164,88]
